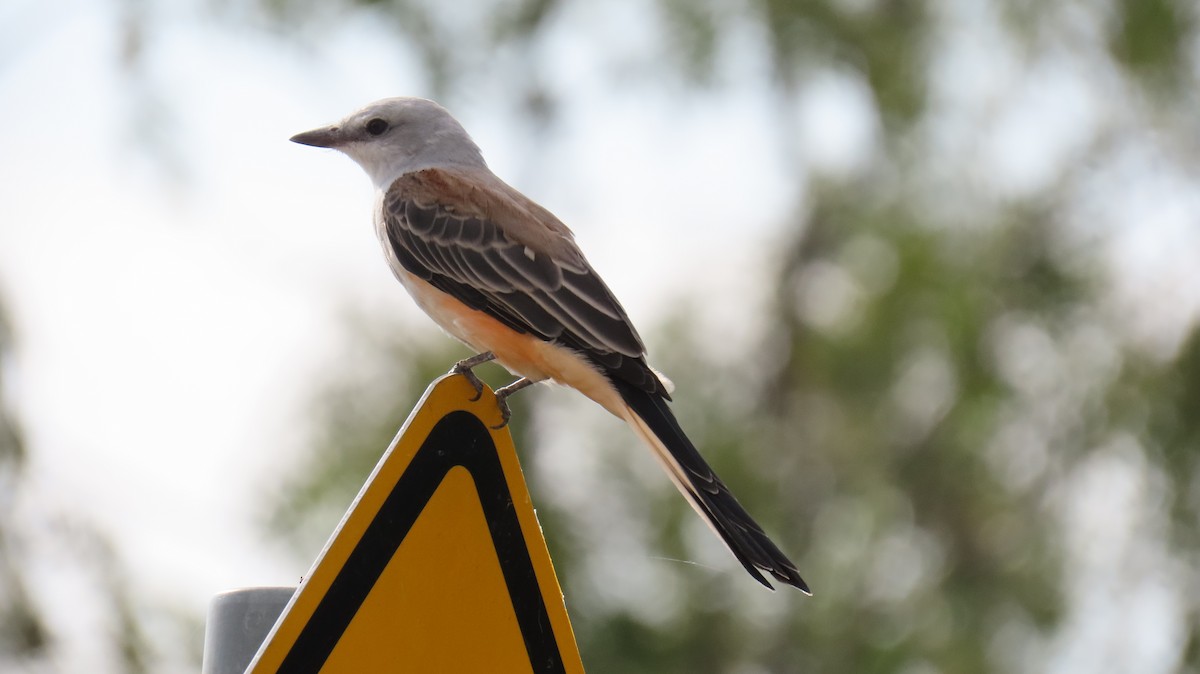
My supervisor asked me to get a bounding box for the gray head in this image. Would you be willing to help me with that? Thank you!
[290,97,486,188]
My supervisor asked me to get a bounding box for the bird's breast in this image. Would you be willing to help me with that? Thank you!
[389,265,622,414]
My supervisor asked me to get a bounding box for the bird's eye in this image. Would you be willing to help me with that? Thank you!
[365,118,389,136]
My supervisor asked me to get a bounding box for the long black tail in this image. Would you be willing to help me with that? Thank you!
[611,378,810,593]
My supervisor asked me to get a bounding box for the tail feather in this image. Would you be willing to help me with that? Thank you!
[611,378,810,594]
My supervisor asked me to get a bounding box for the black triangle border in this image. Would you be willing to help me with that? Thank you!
[278,410,567,673]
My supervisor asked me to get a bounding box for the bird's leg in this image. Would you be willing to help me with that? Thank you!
[450,351,496,401]
[491,377,535,429]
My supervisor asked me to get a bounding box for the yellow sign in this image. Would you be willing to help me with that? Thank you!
[248,374,585,673]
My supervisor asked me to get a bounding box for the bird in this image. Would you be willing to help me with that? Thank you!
[290,97,808,593]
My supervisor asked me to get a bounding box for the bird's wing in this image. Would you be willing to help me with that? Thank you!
[383,168,668,396]
[386,168,807,592]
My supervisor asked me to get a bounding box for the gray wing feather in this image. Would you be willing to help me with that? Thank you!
[385,190,646,360]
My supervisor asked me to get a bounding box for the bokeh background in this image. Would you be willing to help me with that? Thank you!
[2,0,1199,671]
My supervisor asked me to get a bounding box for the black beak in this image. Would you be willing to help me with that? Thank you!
[289,125,343,148]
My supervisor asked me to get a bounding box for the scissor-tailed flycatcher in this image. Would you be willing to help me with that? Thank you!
[291,97,808,593]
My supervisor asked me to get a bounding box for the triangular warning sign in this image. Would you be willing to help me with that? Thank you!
[247,374,585,673]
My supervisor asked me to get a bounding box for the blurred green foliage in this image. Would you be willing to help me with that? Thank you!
[0,302,48,662]
[1111,0,1191,89]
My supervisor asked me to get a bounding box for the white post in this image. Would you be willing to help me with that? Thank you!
[201,587,296,674]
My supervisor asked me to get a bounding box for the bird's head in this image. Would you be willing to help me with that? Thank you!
[290,97,486,188]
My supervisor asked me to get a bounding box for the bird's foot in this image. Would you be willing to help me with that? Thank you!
[491,377,534,429]
[450,351,496,401]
